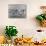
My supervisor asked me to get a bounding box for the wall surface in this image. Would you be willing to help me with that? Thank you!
[0,0,46,41]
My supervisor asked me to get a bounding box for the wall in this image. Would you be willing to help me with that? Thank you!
[0,0,46,40]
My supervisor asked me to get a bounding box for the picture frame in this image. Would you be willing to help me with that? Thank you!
[8,4,27,18]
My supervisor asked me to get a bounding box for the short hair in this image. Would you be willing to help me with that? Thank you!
[40,6,46,9]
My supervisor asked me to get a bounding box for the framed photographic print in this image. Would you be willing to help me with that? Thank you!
[8,4,27,18]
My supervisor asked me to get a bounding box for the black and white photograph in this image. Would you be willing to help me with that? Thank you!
[8,4,27,18]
